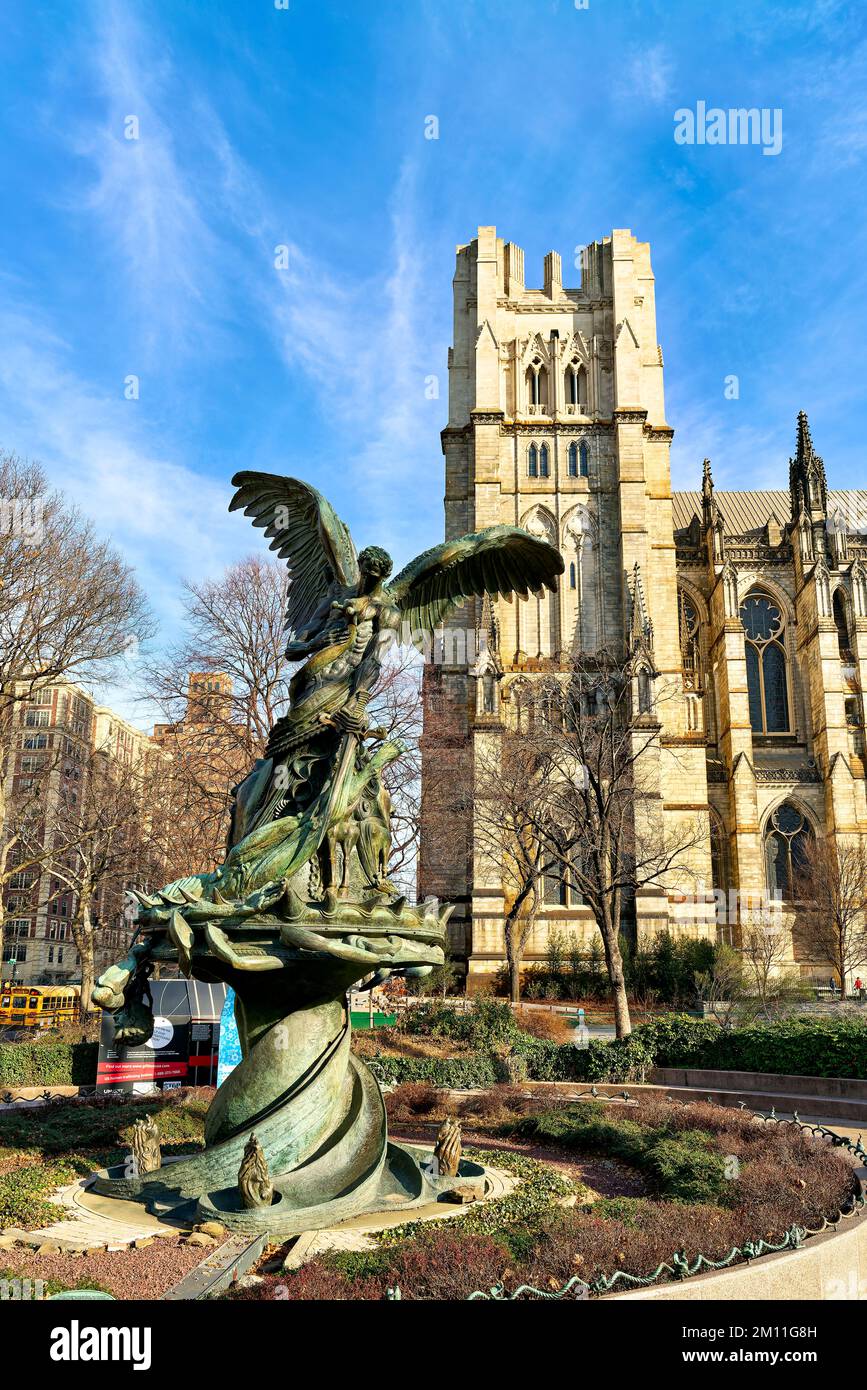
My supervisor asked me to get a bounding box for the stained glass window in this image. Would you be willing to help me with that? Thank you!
[740,593,790,734]
[765,803,812,898]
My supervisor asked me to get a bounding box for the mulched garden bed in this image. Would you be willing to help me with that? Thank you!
[0,1237,205,1300]
[224,1088,860,1301]
[389,1123,647,1198]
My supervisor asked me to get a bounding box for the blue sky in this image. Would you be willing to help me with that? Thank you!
[0,0,865,723]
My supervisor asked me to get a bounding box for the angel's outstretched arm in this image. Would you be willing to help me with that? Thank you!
[284,595,347,660]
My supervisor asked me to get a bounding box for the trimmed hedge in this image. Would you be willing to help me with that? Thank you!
[632,1013,867,1080]
[0,1041,98,1088]
[374,1007,867,1088]
[367,1037,649,1088]
[369,1055,498,1089]
[5,1010,861,1093]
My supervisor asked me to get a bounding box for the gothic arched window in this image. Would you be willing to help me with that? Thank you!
[637,667,652,713]
[528,444,538,477]
[740,592,790,734]
[512,680,533,733]
[538,681,563,731]
[539,444,550,478]
[764,803,812,899]
[567,362,587,408]
[569,561,576,590]
[567,441,589,477]
[528,360,548,407]
[833,589,853,662]
[709,814,728,895]
[679,590,701,690]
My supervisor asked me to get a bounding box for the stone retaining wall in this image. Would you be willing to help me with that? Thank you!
[652,1068,867,1101]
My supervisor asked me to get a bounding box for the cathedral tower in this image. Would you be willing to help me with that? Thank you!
[420,227,715,987]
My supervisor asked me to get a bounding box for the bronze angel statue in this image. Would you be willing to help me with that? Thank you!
[93,471,562,1039]
[220,472,564,902]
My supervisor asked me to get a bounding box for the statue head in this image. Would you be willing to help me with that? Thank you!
[358,546,393,581]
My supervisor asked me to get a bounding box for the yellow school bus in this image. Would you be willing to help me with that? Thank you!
[0,983,80,1028]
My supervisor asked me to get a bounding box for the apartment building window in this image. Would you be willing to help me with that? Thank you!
[22,734,47,750]
[25,709,49,727]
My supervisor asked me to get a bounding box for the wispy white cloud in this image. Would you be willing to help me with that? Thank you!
[621,43,674,104]
[77,4,444,554]
[21,0,446,600]
[205,112,445,554]
[0,304,245,701]
[59,3,225,359]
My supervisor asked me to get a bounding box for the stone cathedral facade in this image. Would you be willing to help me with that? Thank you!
[419,224,867,990]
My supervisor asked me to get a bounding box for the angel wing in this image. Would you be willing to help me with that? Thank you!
[229,472,359,635]
[386,525,564,640]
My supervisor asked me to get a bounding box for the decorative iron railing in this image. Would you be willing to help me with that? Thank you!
[386,1108,866,1302]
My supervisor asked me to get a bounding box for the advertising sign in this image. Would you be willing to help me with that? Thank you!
[96,980,227,1093]
[216,986,242,1086]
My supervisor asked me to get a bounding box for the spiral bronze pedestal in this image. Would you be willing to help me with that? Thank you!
[92,892,452,1235]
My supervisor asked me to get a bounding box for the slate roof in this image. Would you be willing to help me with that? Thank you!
[672,490,867,539]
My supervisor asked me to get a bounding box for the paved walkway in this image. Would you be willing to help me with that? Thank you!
[0,1177,186,1253]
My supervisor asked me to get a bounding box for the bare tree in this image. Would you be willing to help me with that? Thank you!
[501,651,706,1037]
[693,943,751,1030]
[793,835,867,995]
[0,453,153,968]
[741,914,809,1020]
[472,726,560,1003]
[25,747,161,1019]
[367,647,423,894]
[141,556,290,872]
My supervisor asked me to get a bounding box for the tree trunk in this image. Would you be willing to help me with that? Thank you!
[75,904,95,1024]
[508,954,521,1004]
[599,912,632,1038]
[504,881,535,1004]
[0,834,8,982]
